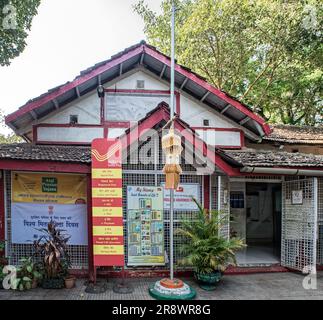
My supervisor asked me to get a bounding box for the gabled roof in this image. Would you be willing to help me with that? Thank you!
[5,41,271,138]
[1,104,323,172]
[264,124,323,145]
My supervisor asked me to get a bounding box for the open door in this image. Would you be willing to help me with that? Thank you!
[281,178,318,273]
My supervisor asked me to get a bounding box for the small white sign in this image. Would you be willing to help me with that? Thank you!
[162,183,200,211]
[292,190,303,205]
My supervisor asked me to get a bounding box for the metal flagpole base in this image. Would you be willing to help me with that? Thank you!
[149,278,196,300]
[84,280,108,294]
[113,282,134,294]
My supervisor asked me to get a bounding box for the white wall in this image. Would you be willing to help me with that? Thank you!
[44,93,101,125]
[37,127,104,143]
[195,130,241,147]
[180,95,235,129]
[35,69,242,146]
[107,70,169,91]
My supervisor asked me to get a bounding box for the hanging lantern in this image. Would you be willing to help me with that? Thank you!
[162,127,183,189]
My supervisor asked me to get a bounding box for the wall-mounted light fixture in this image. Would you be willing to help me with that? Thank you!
[97,85,105,98]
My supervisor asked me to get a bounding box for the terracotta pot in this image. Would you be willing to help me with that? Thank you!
[32,279,38,289]
[65,276,76,289]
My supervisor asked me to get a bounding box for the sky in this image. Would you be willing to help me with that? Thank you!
[0,0,163,134]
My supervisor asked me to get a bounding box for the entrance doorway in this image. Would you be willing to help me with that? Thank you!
[235,182,282,266]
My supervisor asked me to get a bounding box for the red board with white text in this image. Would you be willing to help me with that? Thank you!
[91,138,124,266]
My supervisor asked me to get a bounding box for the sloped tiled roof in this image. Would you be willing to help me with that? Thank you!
[265,124,323,145]
[1,144,323,169]
[226,149,323,167]
[0,144,91,163]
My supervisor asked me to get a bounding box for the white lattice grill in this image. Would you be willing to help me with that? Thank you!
[4,133,206,271]
[219,176,230,240]
[281,178,317,271]
[5,171,88,269]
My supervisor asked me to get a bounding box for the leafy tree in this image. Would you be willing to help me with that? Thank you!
[0,109,22,143]
[0,0,41,66]
[135,0,323,125]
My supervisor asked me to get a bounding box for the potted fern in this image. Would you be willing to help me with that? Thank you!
[176,198,245,290]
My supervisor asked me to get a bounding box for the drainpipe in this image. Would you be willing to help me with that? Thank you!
[241,167,323,176]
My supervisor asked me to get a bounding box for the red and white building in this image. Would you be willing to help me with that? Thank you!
[1,42,323,277]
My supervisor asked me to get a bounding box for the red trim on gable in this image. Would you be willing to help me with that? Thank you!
[117,105,241,177]
[5,45,145,123]
[143,46,271,135]
[6,44,269,137]
[0,160,90,173]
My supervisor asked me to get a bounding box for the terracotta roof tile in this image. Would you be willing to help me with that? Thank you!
[264,124,323,144]
[0,144,91,163]
[225,149,323,167]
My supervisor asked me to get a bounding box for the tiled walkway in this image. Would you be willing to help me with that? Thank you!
[0,272,322,300]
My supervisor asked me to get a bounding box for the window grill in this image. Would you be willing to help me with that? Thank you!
[281,178,317,271]
[4,171,88,269]
[4,133,207,271]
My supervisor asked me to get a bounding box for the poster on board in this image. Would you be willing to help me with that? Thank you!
[11,172,88,245]
[127,186,165,266]
[162,183,200,211]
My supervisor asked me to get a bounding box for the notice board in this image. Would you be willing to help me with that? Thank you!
[127,186,165,266]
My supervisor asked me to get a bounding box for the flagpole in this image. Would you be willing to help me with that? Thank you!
[149,0,196,299]
[169,0,176,281]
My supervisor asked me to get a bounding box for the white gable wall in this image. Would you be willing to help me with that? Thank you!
[44,93,101,125]
[34,69,243,147]
[107,70,169,91]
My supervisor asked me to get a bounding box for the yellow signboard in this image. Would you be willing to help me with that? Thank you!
[12,172,87,205]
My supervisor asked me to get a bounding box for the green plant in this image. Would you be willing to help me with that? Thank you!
[0,240,5,252]
[176,198,245,274]
[0,266,5,289]
[12,257,43,291]
[33,221,71,280]
[0,240,8,267]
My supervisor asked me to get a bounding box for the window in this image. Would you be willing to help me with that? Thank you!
[203,119,210,126]
[230,192,245,209]
[136,80,145,89]
[69,115,78,125]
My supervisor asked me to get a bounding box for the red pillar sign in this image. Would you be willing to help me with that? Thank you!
[91,138,124,266]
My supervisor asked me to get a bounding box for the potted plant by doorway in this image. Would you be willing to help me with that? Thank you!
[33,221,71,289]
[176,198,245,290]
